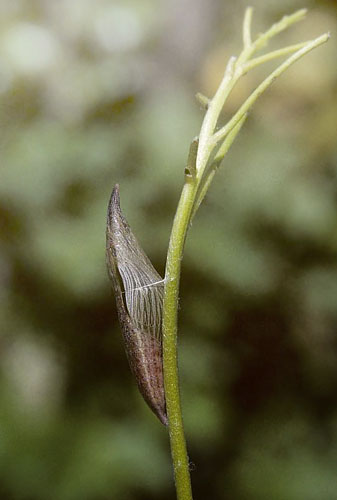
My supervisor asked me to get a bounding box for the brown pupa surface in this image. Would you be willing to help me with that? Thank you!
[106,184,167,425]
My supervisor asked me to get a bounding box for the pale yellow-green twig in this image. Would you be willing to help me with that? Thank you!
[212,33,330,147]
[244,41,308,72]
[243,7,253,49]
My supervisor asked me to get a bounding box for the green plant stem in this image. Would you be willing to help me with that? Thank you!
[245,41,308,71]
[243,6,253,48]
[161,8,329,500]
[212,33,330,146]
[162,178,197,500]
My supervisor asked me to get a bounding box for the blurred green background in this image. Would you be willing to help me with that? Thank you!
[0,1,336,499]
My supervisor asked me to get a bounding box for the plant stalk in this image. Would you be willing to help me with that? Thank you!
[161,8,329,500]
[162,177,197,500]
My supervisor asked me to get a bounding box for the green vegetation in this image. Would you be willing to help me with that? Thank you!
[0,1,336,500]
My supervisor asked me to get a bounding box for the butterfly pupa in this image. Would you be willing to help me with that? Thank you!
[106,184,167,425]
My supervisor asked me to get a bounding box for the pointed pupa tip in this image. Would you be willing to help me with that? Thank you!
[107,183,122,221]
[111,184,120,205]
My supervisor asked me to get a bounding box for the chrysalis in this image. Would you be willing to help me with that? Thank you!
[106,184,167,425]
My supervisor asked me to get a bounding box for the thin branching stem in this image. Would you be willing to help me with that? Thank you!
[162,8,329,500]
[244,41,308,72]
[212,33,329,146]
[243,7,253,49]
[196,56,236,175]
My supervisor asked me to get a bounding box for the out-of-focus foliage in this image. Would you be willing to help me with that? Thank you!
[0,1,336,499]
